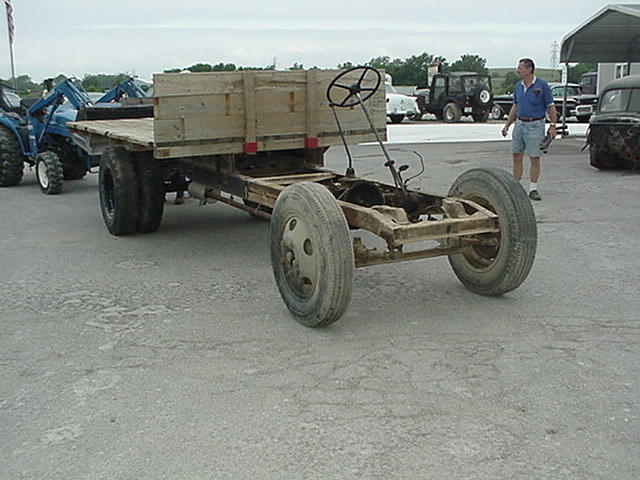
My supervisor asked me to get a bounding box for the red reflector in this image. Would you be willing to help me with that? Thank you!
[304,137,318,149]
[243,142,258,154]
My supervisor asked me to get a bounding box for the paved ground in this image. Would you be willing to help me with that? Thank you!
[1,137,638,479]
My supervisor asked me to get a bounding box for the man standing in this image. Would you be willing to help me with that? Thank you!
[501,58,557,201]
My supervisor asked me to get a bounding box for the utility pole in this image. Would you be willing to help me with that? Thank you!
[550,41,559,70]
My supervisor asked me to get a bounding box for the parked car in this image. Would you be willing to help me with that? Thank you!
[415,72,493,123]
[385,82,420,124]
[587,74,640,170]
[491,82,598,123]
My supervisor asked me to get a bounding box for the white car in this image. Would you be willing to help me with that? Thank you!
[386,83,420,124]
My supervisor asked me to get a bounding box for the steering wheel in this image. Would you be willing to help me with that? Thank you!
[327,66,382,108]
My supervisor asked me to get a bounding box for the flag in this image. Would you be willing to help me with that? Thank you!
[4,0,14,46]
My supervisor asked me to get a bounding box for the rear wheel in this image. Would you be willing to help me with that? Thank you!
[134,152,165,233]
[0,124,24,187]
[270,182,354,327]
[472,111,490,123]
[35,151,64,195]
[447,167,537,295]
[389,114,404,124]
[99,147,138,235]
[442,103,462,123]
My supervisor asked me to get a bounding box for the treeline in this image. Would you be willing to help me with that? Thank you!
[2,54,596,97]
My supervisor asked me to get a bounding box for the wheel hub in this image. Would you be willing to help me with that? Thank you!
[37,159,49,188]
[280,217,319,299]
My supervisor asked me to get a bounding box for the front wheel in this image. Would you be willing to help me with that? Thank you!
[270,182,354,327]
[35,151,64,195]
[447,167,537,295]
[490,105,504,120]
[442,103,462,123]
[388,114,404,124]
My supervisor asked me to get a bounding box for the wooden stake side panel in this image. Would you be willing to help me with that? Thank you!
[153,70,386,159]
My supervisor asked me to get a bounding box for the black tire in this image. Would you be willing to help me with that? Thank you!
[389,114,404,124]
[490,105,504,120]
[442,103,462,123]
[99,147,138,235]
[576,115,591,123]
[472,111,490,123]
[270,182,354,327]
[447,167,537,296]
[0,124,24,187]
[589,148,624,170]
[134,152,164,233]
[35,151,64,195]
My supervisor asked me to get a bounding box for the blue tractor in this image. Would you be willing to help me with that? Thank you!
[0,77,151,194]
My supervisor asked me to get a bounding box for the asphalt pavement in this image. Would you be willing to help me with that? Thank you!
[1,134,638,479]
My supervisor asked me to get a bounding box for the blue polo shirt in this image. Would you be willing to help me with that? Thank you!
[513,77,553,119]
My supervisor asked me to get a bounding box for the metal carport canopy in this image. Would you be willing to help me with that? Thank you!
[561,4,640,62]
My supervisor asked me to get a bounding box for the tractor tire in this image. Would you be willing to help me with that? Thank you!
[447,167,537,296]
[443,103,462,123]
[472,111,490,123]
[99,147,138,235]
[0,124,24,187]
[35,151,64,195]
[134,152,165,233]
[389,114,404,124]
[63,165,88,181]
[270,182,354,327]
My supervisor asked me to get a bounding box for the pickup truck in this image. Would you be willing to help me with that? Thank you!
[492,82,598,123]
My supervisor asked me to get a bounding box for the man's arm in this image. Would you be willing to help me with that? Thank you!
[546,104,558,138]
[501,104,517,137]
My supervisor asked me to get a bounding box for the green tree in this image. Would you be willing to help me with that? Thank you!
[289,62,304,70]
[448,54,489,75]
[187,63,213,72]
[336,61,353,69]
[568,62,596,83]
[498,71,519,94]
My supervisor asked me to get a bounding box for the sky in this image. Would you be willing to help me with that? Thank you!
[0,1,615,82]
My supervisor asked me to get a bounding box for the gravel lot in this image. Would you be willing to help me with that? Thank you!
[1,137,638,479]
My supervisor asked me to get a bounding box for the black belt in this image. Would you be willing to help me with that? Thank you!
[518,117,544,122]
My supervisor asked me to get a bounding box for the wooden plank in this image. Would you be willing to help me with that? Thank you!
[67,118,154,147]
[243,72,257,150]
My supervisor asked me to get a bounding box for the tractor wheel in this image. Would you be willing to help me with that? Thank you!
[447,167,537,296]
[134,152,164,233]
[0,124,24,187]
[442,103,462,123]
[270,182,354,327]
[35,151,64,195]
[472,111,490,123]
[99,147,138,235]
[389,114,404,124]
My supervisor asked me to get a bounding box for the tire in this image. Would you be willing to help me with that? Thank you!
[270,182,354,327]
[576,115,591,123]
[389,114,404,124]
[0,124,24,187]
[134,152,164,233]
[442,103,462,123]
[447,167,537,296]
[99,147,138,235]
[490,105,504,120]
[589,148,624,170]
[472,111,490,123]
[474,88,492,106]
[35,151,64,195]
